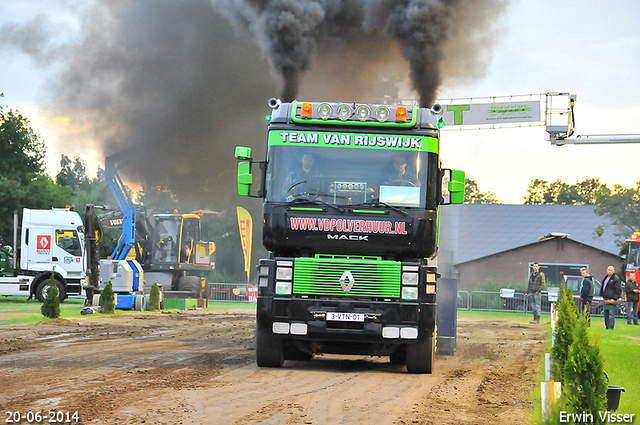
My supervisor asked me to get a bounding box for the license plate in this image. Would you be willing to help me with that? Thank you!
[326,312,365,322]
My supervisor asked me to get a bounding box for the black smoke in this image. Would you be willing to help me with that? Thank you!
[1,0,510,202]
[215,0,511,107]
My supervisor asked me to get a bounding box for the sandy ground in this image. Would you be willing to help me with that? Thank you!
[0,309,547,424]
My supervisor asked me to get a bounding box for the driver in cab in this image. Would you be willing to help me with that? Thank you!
[384,154,418,186]
[285,152,323,201]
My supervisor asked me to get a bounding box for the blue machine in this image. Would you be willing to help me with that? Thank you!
[98,154,145,309]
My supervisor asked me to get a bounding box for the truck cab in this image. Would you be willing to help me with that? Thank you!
[0,208,85,301]
[236,99,464,373]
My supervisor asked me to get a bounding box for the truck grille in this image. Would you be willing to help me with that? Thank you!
[292,256,401,298]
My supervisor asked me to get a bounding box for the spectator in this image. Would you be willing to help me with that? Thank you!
[600,265,623,330]
[625,272,639,325]
[527,262,545,324]
[579,267,594,324]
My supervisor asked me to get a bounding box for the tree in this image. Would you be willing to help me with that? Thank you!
[551,284,579,383]
[41,271,61,319]
[99,282,116,314]
[594,182,640,244]
[56,154,91,194]
[147,283,161,311]
[464,179,501,204]
[0,100,46,184]
[524,178,610,205]
[523,179,548,204]
[576,178,609,205]
[0,99,72,242]
[561,314,607,421]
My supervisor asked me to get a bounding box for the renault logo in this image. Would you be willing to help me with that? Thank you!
[339,271,355,292]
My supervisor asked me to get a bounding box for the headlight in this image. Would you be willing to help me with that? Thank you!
[402,272,419,286]
[336,104,353,121]
[317,103,333,120]
[374,105,390,122]
[356,104,371,121]
[401,287,418,300]
[275,281,292,295]
[276,267,292,280]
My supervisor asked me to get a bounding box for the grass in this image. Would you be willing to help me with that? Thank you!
[588,321,640,415]
[0,296,256,327]
[517,312,640,423]
[457,308,547,323]
[0,297,87,326]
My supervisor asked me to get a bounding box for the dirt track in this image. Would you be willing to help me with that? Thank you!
[0,310,547,424]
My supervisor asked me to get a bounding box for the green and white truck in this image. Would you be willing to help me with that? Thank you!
[235,99,464,373]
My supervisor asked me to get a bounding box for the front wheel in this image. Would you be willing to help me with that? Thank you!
[35,279,66,303]
[256,324,284,368]
[406,335,434,374]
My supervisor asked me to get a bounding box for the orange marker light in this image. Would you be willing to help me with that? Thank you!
[301,102,313,118]
[396,106,407,122]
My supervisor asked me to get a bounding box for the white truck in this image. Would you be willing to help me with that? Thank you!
[0,208,86,302]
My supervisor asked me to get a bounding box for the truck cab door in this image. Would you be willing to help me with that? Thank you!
[54,229,84,275]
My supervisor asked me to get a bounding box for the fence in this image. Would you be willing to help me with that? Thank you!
[205,284,620,317]
[206,282,257,303]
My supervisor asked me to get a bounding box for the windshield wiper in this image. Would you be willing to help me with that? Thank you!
[288,197,345,213]
[351,201,408,217]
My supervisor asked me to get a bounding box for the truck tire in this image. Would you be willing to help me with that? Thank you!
[284,346,313,361]
[256,325,284,368]
[389,350,406,365]
[177,275,202,298]
[406,335,434,374]
[134,294,144,311]
[35,279,66,303]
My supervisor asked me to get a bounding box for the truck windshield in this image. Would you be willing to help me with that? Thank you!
[265,146,437,208]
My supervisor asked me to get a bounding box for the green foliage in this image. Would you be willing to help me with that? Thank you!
[551,285,579,382]
[473,278,527,292]
[99,282,116,314]
[147,283,161,311]
[464,178,501,204]
[40,272,61,319]
[524,178,609,205]
[0,102,46,182]
[0,101,73,242]
[561,314,607,420]
[594,181,640,244]
[56,154,94,196]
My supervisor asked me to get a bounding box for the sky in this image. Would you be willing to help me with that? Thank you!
[1,0,640,205]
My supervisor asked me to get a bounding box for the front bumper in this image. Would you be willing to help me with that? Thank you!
[258,296,435,345]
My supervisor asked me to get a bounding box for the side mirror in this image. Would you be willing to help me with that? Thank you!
[440,168,465,205]
[448,169,465,204]
[237,161,253,197]
[235,146,266,198]
[235,146,252,160]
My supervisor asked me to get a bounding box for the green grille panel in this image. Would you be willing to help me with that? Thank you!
[293,257,401,298]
